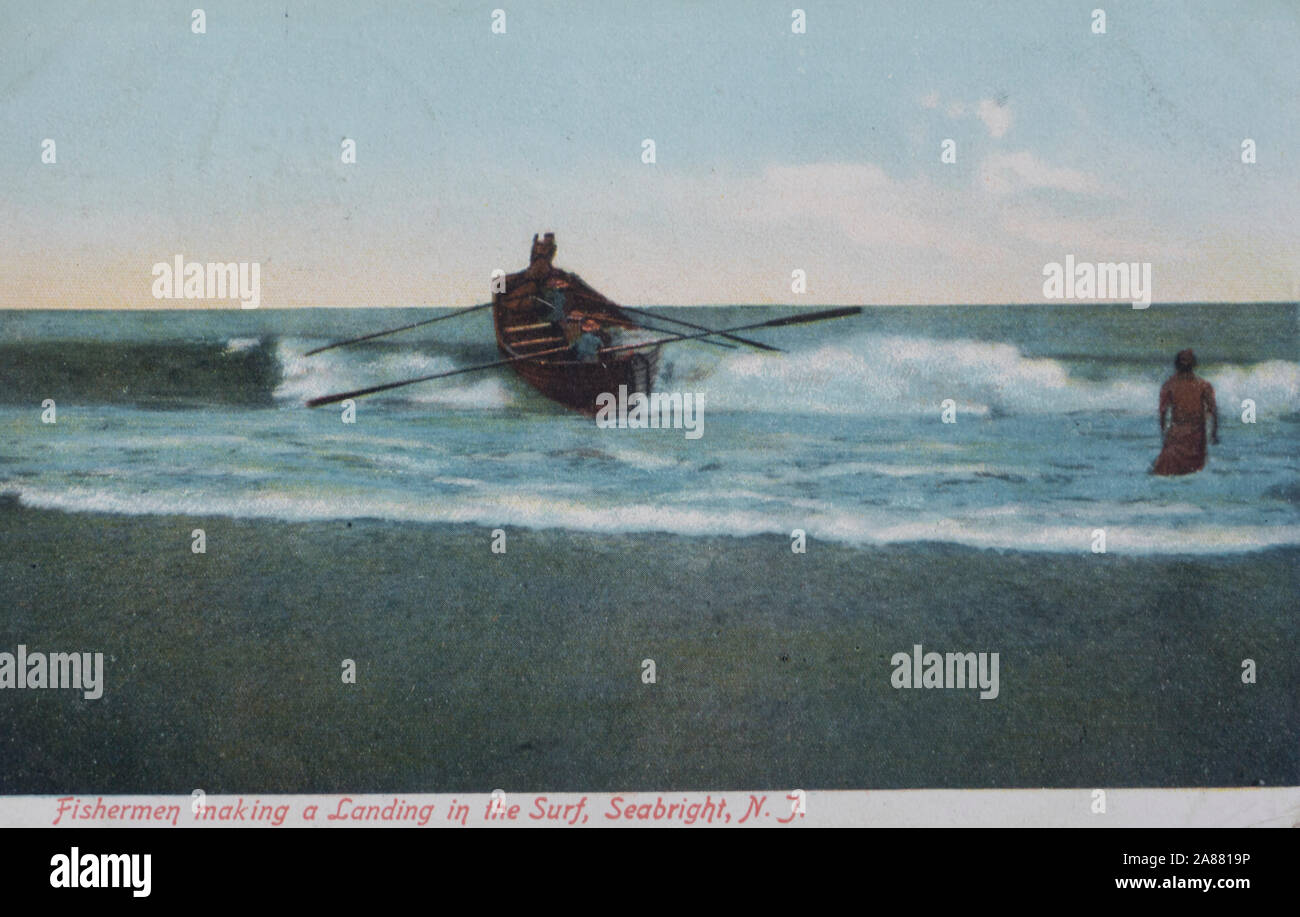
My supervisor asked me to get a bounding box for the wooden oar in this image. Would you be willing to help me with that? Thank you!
[305,307,861,408]
[597,307,862,357]
[304,302,493,356]
[531,296,737,351]
[618,305,782,352]
[305,343,576,408]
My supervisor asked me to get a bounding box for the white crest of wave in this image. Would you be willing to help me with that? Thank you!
[1207,360,1300,415]
[272,339,515,408]
[671,332,1299,417]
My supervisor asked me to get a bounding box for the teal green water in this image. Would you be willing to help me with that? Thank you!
[1,303,1295,554]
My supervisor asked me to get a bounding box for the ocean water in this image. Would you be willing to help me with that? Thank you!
[1,303,1296,555]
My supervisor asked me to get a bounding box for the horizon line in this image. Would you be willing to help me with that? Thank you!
[4,300,1297,312]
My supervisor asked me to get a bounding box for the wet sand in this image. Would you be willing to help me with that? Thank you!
[1,501,1295,793]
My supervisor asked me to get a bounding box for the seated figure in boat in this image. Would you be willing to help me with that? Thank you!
[571,316,609,363]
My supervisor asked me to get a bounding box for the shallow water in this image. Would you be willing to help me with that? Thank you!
[1,303,1296,554]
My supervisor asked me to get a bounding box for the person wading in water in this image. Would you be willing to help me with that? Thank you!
[1151,348,1219,475]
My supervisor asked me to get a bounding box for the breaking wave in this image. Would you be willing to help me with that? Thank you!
[661,332,1300,417]
[1,330,1295,419]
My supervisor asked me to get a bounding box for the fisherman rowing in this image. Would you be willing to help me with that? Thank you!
[571,316,609,364]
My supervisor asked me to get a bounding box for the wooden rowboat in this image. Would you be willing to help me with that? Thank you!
[303,234,859,412]
[493,233,658,414]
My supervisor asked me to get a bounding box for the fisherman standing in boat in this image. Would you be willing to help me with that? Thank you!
[525,233,574,332]
[1151,348,1218,476]
[526,232,557,279]
[538,284,568,324]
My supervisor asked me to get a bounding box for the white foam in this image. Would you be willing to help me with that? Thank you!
[272,339,517,409]
[269,333,1299,419]
[10,485,1298,555]
[670,332,1300,418]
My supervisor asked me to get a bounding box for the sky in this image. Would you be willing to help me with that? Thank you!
[1,0,1297,307]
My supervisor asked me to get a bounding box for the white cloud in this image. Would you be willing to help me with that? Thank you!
[979,151,1100,196]
[746,163,998,260]
[977,98,1011,137]
[999,208,1180,260]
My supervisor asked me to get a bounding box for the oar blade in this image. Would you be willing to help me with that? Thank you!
[764,306,863,327]
[306,381,407,408]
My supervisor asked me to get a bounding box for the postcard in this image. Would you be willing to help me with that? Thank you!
[1,0,1296,834]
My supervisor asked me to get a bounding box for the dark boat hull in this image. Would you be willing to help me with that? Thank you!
[493,262,659,414]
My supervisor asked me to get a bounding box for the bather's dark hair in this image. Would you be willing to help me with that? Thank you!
[1174,349,1197,371]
